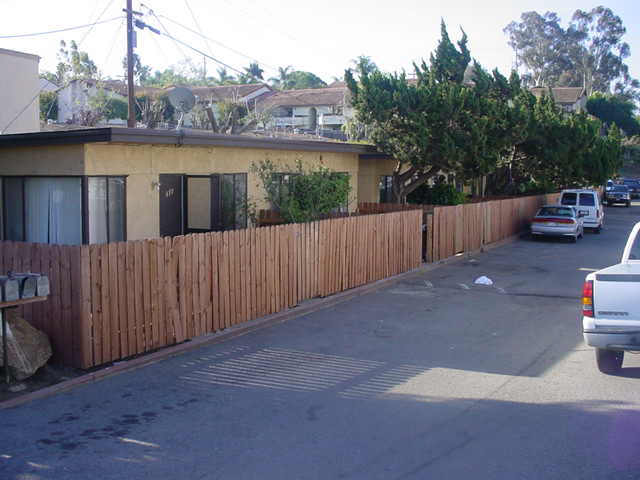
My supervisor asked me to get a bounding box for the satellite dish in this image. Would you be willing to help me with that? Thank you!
[167,87,196,129]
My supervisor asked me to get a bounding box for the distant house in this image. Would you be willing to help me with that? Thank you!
[39,78,59,93]
[0,48,40,134]
[256,86,352,132]
[182,83,272,127]
[56,79,162,124]
[530,87,587,113]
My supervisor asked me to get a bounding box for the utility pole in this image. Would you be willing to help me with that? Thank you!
[126,0,136,128]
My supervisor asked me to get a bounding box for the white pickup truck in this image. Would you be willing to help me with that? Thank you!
[583,222,640,373]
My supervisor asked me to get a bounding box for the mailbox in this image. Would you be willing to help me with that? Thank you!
[33,274,50,297]
[11,275,37,299]
[0,276,19,302]
[11,273,49,298]
[1,272,50,301]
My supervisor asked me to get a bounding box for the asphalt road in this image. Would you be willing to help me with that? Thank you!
[2,202,640,480]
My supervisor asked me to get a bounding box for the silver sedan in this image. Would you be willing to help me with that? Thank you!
[531,205,584,242]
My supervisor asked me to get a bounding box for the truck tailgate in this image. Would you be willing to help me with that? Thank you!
[594,264,640,327]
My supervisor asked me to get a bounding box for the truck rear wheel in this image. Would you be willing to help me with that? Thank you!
[596,348,624,374]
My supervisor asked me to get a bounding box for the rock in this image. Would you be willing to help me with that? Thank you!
[0,310,52,381]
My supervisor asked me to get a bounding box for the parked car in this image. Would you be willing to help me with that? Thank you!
[622,178,640,198]
[604,184,631,207]
[531,205,584,242]
[558,189,604,233]
[582,221,640,373]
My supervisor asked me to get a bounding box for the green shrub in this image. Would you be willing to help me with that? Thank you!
[407,183,466,205]
[251,158,351,223]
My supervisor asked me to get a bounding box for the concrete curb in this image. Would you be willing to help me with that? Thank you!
[0,232,523,410]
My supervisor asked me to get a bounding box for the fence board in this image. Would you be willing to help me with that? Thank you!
[117,242,129,359]
[156,238,167,348]
[191,235,201,338]
[165,236,179,344]
[125,241,137,354]
[172,236,186,342]
[149,239,160,350]
[210,233,220,332]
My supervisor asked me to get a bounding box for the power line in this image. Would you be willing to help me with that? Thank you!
[0,16,123,39]
[136,6,250,79]
[157,29,247,78]
[183,0,213,58]
[140,3,190,62]
[157,14,278,72]
[78,0,117,45]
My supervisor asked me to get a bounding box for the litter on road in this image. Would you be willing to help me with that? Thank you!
[474,276,494,285]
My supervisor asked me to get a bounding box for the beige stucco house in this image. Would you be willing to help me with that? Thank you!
[0,48,40,134]
[0,128,395,245]
[530,87,587,113]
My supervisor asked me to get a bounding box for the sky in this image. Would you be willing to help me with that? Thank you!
[1,0,638,86]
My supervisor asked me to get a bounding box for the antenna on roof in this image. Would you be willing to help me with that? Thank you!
[167,87,196,130]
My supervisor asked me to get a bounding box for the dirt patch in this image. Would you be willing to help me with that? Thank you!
[0,363,82,403]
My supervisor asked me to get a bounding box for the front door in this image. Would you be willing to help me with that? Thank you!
[159,174,184,237]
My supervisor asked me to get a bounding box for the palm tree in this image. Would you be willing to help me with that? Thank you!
[244,62,264,81]
[216,67,235,85]
[269,65,293,89]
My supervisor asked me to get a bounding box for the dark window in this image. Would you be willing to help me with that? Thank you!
[560,193,577,206]
[579,193,595,206]
[3,177,24,241]
[87,176,126,244]
[221,173,247,230]
[379,175,393,203]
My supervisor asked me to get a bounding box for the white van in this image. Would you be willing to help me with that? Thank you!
[559,189,604,233]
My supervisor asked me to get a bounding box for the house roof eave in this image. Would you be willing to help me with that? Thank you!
[0,127,380,155]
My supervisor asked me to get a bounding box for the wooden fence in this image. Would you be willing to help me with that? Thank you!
[425,193,560,261]
[0,210,422,369]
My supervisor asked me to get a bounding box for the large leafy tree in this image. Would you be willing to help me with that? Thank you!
[587,93,640,136]
[505,8,638,99]
[565,7,634,97]
[143,67,195,87]
[284,71,327,90]
[42,40,98,85]
[347,21,514,201]
[514,92,621,189]
[503,12,569,87]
